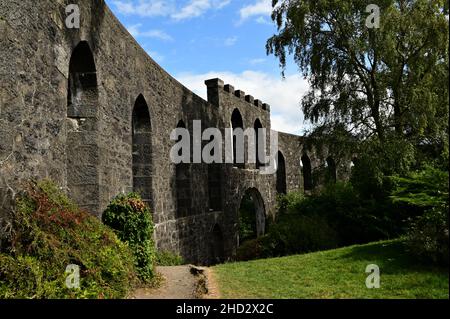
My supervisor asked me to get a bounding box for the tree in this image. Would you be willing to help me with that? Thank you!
[267,0,449,169]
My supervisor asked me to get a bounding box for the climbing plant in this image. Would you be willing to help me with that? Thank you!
[102,193,156,282]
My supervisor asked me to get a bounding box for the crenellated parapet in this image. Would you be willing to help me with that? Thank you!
[205,78,271,112]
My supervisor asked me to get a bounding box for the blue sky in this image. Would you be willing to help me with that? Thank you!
[105,0,310,135]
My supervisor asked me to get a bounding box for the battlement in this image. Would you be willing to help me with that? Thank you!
[205,78,271,112]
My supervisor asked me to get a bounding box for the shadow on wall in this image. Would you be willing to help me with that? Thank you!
[209,224,225,265]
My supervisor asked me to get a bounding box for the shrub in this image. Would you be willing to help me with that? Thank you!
[317,183,396,245]
[155,250,185,266]
[236,214,338,261]
[406,205,449,265]
[276,192,304,215]
[267,214,339,255]
[389,166,449,209]
[236,238,261,261]
[0,180,137,299]
[102,193,155,282]
[390,166,449,265]
[278,184,395,247]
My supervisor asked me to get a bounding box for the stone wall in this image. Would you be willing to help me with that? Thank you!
[0,0,349,264]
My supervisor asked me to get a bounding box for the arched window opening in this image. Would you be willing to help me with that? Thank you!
[132,95,153,207]
[66,41,100,214]
[276,151,287,194]
[326,156,337,184]
[238,188,266,246]
[231,109,244,168]
[254,119,264,169]
[67,41,97,118]
[301,154,313,191]
[351,157,358,170]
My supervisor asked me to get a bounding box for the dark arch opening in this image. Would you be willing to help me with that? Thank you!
[175,120,192,218]
[351,157,358,170]
[301,154,312,191]
[238,188,266,246]
[132,95,153,207]
[209,224,225,265]
[254,119,263,169]
[231,109,244,168]
[276,151,287,194]
[67,41,97,118]
[66,41,100,214]
[326,156,337,184]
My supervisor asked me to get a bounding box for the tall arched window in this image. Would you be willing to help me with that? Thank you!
[351,157,358,172]
[254,119,263,169]
[276,151,287,194]
[67,41,97,118]
[132,95,152,206]
[301,154,312,191]
[66,41,100,214]
[326,156,337,184]
[231,109,244,168]
[209,224,225,265]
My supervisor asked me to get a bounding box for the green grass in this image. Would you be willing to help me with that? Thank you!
[213,239,449,299]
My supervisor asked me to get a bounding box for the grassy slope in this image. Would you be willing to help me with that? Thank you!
[213,240,449,299]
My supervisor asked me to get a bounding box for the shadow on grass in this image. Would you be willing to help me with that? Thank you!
[338,240,447,275]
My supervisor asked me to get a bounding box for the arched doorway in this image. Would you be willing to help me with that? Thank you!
[132,95,152,206]
[66,41,99,213]
[210,224,225,265]
[231,109,244,168]
[326,156,337,184]
[276,151,287,194]
[301,154,312,191]
[238,188,266,246]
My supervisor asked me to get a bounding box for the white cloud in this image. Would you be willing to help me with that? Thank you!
[146,50,165,63]
[171,0,211,20]
[141,29,173,41]
[216,0,232,9]
[127,24,142,37]
[112,0,175,17]
[113,0,230,21]
[176,70,310,135]
[239,0,272,22]
[255,16,272,25]
[126,24,173,41]
[224,36,238,47]
[249,58,266,65]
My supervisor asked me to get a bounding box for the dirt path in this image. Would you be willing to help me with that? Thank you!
[203,268,221,299]
[132,266,197,299]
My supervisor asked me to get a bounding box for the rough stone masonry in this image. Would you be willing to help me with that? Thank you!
[0,0,351,264]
